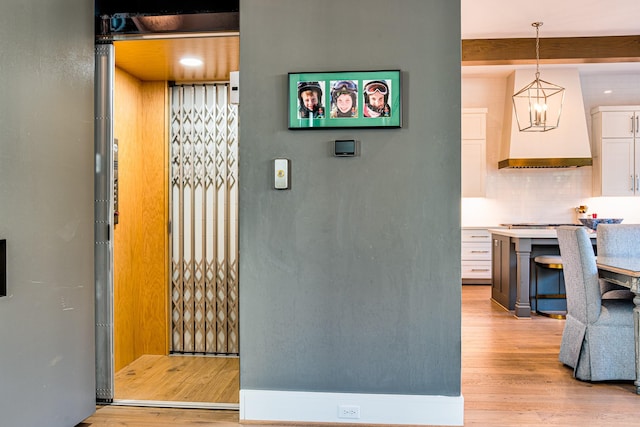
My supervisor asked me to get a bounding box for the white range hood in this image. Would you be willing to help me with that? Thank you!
[499,68,593,169]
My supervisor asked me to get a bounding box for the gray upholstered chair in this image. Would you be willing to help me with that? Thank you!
[556,226,635,381]
[596,224,640,299]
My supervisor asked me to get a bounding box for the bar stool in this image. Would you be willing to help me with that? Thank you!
[533,255,566,319]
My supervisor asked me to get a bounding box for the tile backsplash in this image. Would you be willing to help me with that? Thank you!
[462,71,640,227]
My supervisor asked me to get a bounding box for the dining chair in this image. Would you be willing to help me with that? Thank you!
[556,226,635,381]
[596,224,640,299]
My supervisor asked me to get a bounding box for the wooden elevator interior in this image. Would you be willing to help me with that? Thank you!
[113,69,169,372]
[112,41,241,405]
[112,34,240,372]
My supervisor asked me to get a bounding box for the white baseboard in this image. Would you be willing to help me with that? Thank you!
[240,389,464,425]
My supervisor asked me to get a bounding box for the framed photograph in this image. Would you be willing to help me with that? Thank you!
[288,70,401,130]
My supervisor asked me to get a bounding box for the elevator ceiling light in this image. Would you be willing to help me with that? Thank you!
[180,57,203,67]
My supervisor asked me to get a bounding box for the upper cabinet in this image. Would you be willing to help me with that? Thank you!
[591,106,640,196]
[462,108,487,197]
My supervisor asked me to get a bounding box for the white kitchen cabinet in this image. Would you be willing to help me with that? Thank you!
[461,227,492,284]
[461,108,487,197]
[591,106,640,196]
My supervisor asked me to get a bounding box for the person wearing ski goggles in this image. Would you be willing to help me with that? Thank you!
[297,81,324,118]
[330,80,358,118]
[363,80,391,118]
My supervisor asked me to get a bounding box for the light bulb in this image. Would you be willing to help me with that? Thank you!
[180,57,203,67]
[533,102,547,125]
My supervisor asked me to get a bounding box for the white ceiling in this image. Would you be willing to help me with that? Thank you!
[461,0,640,39]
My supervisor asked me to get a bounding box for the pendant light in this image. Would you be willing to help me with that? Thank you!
[512,22,565,132]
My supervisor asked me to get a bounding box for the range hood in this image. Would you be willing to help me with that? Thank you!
[499,68,592,169]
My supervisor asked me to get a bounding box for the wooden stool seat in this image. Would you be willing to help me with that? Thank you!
[534,255,566,319]
[534,255,563,269]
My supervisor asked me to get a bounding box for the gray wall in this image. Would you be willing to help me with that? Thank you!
[0,1,95,426]
[239,0,461,396]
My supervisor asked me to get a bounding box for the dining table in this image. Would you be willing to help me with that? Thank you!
[596,256,640,394]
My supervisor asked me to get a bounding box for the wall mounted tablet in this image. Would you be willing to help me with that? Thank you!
[334,140,357,157]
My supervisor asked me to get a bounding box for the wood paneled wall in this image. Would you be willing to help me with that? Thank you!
[114,67,169,372]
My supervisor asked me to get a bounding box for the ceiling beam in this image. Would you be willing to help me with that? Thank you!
[462,35,640,66]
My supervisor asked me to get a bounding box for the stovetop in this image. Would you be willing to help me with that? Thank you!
[500,223,578,229]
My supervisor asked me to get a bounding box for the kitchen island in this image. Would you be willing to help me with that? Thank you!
[488,227,597,318]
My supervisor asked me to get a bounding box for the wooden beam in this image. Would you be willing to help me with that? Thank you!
[462,35,640,66]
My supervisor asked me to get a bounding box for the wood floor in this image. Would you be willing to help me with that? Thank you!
[114,354,239,403]
[81,285,640,426]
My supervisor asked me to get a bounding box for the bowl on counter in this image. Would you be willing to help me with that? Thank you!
[578,218,623,230]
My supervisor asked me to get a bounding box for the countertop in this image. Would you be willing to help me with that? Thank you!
[487,227,597,239]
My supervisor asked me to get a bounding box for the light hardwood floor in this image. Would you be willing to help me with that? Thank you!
[115,354,239,403]
[81,285,640,426]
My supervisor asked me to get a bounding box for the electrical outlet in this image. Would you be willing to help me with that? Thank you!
[338,405,360,419]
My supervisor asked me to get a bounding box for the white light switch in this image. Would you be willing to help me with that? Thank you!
[274,158,290,189]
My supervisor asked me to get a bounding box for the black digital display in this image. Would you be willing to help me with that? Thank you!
[334,140,356,157]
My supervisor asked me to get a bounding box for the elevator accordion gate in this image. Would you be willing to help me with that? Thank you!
[169,84,239,355]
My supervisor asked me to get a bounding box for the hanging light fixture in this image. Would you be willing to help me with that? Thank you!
[512,22,565,132]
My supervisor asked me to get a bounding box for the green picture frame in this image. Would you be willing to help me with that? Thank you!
[288,70,401,129]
